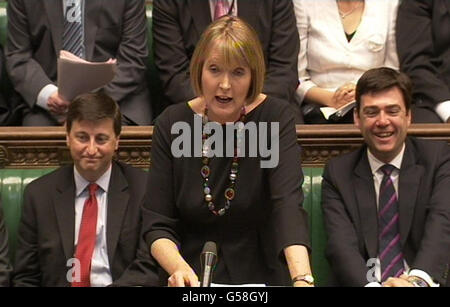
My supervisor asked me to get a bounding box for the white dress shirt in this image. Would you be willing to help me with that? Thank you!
[74,164,112,287]
[435,100,450,123]
[294,0,399,102]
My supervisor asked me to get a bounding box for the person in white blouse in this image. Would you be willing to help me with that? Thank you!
[293,0,399,123]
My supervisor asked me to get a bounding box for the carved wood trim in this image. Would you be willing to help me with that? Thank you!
[0,124,448,168]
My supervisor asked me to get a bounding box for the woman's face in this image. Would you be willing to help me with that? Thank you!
[201,44,252,123]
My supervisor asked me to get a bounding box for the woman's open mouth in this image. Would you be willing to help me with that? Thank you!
[215,96,233,104]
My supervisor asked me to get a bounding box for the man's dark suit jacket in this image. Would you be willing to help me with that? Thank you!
[13,161,158,287]
[0,45,10,125]
[0,203,12,287]
[322,137,450,286]
[5,0,152,125]
[153,0,300,108]
[396,0,450,120]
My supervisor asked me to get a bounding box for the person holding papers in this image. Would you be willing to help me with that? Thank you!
[5,0,152,126]
[142,16,312,287]
[293,0,399,123]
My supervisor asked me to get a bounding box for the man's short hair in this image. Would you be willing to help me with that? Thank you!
[190,16,266,104]
[355,67,412,113]
[66,91,122,136]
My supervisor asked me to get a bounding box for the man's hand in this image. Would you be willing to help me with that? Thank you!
[382,274,414,287]
[47,92,70,115]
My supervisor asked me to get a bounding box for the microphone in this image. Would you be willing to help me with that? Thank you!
[200,241,218,287]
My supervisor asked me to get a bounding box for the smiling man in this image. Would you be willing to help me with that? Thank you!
[13,92,158,287]
[321,67,450,287]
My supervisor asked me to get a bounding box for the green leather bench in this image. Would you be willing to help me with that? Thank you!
[0,3,6,47]
[0,167,331,286]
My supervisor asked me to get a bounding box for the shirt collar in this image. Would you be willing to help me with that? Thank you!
[367,143,405,176]
[74,164,112,197]
[209,0,236,19]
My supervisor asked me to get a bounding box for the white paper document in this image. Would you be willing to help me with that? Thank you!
[57,50,117,101]
[320,101,356,120]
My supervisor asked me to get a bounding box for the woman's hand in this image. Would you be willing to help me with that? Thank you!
[293,280,314,287]
[151,238,200,287]
[284,245,314,287]
[332,83,356,109]
[168,269,199,287]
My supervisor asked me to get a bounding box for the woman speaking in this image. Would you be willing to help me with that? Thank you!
[142,16,312,287]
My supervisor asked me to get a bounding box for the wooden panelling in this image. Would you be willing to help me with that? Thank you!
[0,124,448,168]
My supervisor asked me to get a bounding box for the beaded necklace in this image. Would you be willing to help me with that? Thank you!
[201,105,246,216]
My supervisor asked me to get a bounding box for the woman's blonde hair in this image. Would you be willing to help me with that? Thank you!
[190,16,266,104]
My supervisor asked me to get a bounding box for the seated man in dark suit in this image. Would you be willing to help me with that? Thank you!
[0,203,12,287]
[152,0,302,122]
[13,92,158,287]
[1,43,25,126]
[396,0,450,123]
[5,0,152,126]
[322,67,450,287]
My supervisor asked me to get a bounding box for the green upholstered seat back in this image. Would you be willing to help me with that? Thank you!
[0,168,55,262]
[0,3,6,47]
[302,168,331,287]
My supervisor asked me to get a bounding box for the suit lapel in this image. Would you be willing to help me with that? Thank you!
[84,0,103,60]
[106,163,130,266]
[53,166,76,260]
[398,140,423,247]
[353,150,379,258]
[187,0,213,37]
[44,0,64,55]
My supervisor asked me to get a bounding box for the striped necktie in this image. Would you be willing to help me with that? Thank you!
[214,0,230,20]
[378,164,404,282]
[62,0,85,58]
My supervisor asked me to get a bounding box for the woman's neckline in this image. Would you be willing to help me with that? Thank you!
[187,94,268,122]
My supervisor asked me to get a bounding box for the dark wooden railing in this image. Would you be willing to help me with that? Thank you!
[0,124,448,169]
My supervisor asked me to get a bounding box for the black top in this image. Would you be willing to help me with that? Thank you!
[142,96,310,286]
[345,31,356,42]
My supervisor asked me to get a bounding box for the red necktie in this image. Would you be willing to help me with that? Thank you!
[72,183,99,287]
[214,0,230,20]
